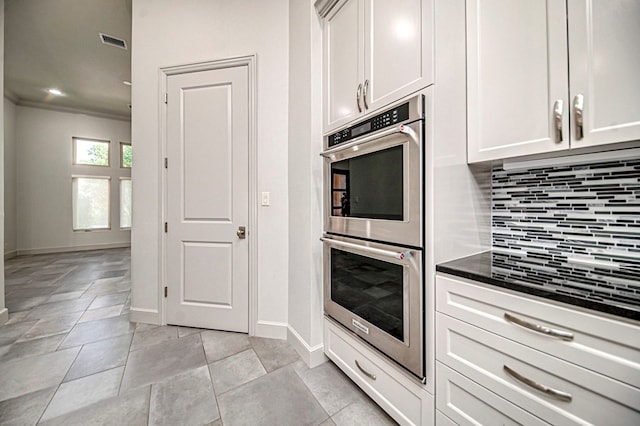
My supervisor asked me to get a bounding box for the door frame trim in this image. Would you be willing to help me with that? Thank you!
[159,55,258,335]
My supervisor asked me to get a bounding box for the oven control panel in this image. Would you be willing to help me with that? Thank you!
[328,102,411,147]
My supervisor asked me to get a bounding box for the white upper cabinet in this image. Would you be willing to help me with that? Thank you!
[467,0,640,163]
[466,0,570,162]
[323,0,432,133]
[324,0,363,131]
[567,0,640,149]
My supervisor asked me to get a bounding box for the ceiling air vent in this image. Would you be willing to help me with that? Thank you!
[99,33,127,50]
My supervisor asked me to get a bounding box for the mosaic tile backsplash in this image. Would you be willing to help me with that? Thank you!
[492,156,640,274]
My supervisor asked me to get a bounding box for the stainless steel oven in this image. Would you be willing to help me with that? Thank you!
[321,95,424,248]
[321,234,424,379]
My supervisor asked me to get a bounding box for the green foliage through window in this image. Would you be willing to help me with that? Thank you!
[74,138,110,166]
[121,143,132,168]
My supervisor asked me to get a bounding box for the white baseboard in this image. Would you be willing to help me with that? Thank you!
[4,250,17,261]
[129,307,161,325]
[17,242,131,256]
[288,326,327,368]
[0,308,8,326]
[254,320,288,340]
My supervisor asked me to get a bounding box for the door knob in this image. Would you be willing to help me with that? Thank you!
[237,226,246,239]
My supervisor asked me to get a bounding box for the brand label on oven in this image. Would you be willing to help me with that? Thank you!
[352,319,370,335]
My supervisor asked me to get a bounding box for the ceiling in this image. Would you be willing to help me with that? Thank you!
[4,0,132,119]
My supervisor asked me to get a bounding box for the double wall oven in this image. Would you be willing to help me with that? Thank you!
[321,95,425,380]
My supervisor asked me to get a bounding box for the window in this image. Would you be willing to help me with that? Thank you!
[120,142,132,168]
[72,176,111,230]
[120,178,132,229]
[73,138,110,166]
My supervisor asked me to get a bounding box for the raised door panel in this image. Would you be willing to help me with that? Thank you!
[567,0,640,149]
[467,0,570,163]
[324,0,364,133]
[364,0,432,113]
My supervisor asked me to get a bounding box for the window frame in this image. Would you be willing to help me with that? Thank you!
[119,177,132,230]
[71,175,112,232]
[120,142,132,168]
[72,137,111,167]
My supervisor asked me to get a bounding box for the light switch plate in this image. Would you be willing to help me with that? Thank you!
[261,192,270,206]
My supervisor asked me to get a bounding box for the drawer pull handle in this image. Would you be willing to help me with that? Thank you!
[504,312,574,341]
[355,360,376,380]
[504,365,572,402]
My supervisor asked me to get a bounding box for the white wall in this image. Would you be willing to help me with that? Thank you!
[131,0,290,335]
[15,106,131,253]
[1,0,7,325]
[4,98,17,258]
[287,0,325,364]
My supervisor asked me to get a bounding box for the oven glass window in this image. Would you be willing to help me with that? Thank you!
[331,146,403,220]
[330,248,404,341]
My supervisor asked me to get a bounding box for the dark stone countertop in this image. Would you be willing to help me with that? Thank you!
[436,250,640,322]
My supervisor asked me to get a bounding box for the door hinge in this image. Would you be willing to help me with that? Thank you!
[164,157,168,168]
[164,93,168,104]
[164,222,168,233]
[164,286,168,298]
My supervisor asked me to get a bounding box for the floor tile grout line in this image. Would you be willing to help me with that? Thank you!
[203,339,224,425]
[34,343,84,425]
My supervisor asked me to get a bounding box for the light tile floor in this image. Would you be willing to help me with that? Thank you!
[0,248,396,425]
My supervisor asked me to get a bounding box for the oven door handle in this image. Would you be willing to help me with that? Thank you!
[320,237,412,260]
[320,124,419,158]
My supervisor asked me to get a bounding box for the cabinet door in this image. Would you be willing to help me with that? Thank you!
[363,0,432,114]
[324,0,364,133]
[467,0,570,163]
[567,0,640,149]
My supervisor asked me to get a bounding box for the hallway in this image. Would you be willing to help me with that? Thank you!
[0,248,394,425]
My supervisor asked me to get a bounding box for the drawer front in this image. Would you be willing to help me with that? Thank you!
[436,362,548,426]
[324,318,433,426]
[437,313,640,425]
[436,274,640,388]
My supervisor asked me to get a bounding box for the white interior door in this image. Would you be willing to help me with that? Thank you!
[166,65,249,333]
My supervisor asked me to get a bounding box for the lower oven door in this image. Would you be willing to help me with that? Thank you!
[321,234,424,379]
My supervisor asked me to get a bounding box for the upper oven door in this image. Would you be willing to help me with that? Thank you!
[322,121,423,247]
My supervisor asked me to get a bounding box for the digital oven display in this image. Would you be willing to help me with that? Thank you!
[351,122,371,138]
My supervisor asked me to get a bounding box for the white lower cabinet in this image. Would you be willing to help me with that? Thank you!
[324,318,434,426]
[436,362,548,426]
[435,274,640,425]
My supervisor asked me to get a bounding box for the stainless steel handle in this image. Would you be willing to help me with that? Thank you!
[553,99,564,143]
[356,83,363,113]
[504,365,572,402]
[573,94,584,140]
[321,123,419,158]
[504,312,573,341]
[237,226,246,239]
[355,360,376,380]
[363,79,369,110]
[320,237,411,260]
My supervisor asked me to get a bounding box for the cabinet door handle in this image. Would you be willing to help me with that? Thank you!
[356,83,363,113]
[573,94,584,140]
[504,365,572,402]
[363,79,369,110]
[553,99,564,143]
[504,312,573,341]
[355,360,376,380]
